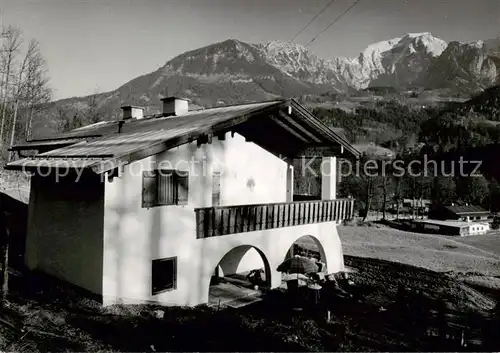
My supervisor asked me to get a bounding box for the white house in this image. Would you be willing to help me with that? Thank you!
[467,222,490,235]
[415,219,490,236]
[7,97,360,306]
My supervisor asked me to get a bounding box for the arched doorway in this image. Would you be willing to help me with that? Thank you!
[209,245,271,306]
[283,235,328,271]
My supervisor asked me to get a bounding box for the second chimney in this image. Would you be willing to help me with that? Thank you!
[161,97,189,117]
[121,105,145,120]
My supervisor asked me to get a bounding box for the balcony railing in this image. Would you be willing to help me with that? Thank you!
[195,198,354,239]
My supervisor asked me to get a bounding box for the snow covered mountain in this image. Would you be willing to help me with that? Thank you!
[256,32,487,91]
[39,32,500,137]
[353,32,447,88]
[254,33,448,89]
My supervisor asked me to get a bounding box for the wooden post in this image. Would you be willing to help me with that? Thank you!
[321,157,337,200]
[286,161,294,202]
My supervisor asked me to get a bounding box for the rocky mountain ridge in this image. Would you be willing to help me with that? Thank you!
[36,32,500,137]
[255,32,497,91]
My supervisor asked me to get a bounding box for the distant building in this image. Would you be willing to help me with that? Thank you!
[430,204,492,222]
[401,198,431,213]
[413,219,490,236]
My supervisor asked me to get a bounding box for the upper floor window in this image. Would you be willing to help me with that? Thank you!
[212,171,221,206]
[142,169,189,208]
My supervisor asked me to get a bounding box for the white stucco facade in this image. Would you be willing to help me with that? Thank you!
[25,173,104,294]
[468,222,490,235]
[103,132,344,306]
[24,132,346,307]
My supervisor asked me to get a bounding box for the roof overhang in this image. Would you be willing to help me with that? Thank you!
[9,138,88,152]
[288,99,360,158]
[6,99,360,175]
[454,211,491,215]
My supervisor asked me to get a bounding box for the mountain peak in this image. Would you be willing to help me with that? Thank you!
[259,40,308,54]
[46,32,499,136]
[362,33,447,59]
[405,32,433,38]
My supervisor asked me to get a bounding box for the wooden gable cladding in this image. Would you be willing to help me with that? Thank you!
[277,110,322,143]
[295,145,345,158]
[233,112,346,159]
[232,115,301,158]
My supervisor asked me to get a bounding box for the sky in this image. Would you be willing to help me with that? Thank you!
[1,0,499,100]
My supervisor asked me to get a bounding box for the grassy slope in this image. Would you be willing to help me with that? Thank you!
[338,225,500,276]
[337,224,500,294]
[0,223,498,351]
[1,183,499,350]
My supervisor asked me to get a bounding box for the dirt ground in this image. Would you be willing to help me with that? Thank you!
[0,253,498,352]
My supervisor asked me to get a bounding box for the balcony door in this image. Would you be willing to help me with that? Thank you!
[212,172,221,206]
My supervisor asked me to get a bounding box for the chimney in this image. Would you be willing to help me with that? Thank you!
[121,105,145,120]
[161,97,189,117]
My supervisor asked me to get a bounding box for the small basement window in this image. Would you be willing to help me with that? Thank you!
[142,169,189,208]
[152,257,177,295]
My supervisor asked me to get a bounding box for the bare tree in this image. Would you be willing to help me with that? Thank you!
[7,40,34,161]
[7,40,51,160]
[55,105,83,133]
[0,26,22,156]
[23,40,51,140]
[381,175,390,220]
[87,88,102,124]
[394,175,402,220]
[362,177,373,222]
[0,27,51,303]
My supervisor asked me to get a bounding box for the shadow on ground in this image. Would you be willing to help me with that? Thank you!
[2,256,499,352]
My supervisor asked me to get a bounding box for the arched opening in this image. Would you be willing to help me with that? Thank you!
[209,245,271,307]
[285,235,326,263]
[280,235,328,285]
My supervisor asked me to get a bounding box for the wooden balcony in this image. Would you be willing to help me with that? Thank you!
[195,199,354,239]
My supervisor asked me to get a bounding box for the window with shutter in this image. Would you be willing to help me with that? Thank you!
[212,172,221,206]
[142,171,158,208]
[158,170,175,205]
[142,169,189,207]
[177,173,189,205]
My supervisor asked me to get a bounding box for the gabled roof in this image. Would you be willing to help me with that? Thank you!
[9,137,90,151]
[7,98,360,174]
[444,205,491,215]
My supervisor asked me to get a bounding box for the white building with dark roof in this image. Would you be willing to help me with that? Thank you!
[7,97,360,306]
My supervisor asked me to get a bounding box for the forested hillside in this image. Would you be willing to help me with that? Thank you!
[304,85,500,217]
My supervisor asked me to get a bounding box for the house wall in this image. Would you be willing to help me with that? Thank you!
[102,132,344,306]
[25,173,104,294]
[459,226,469,236]
[468,223,489,235]
[460,215,490,222]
